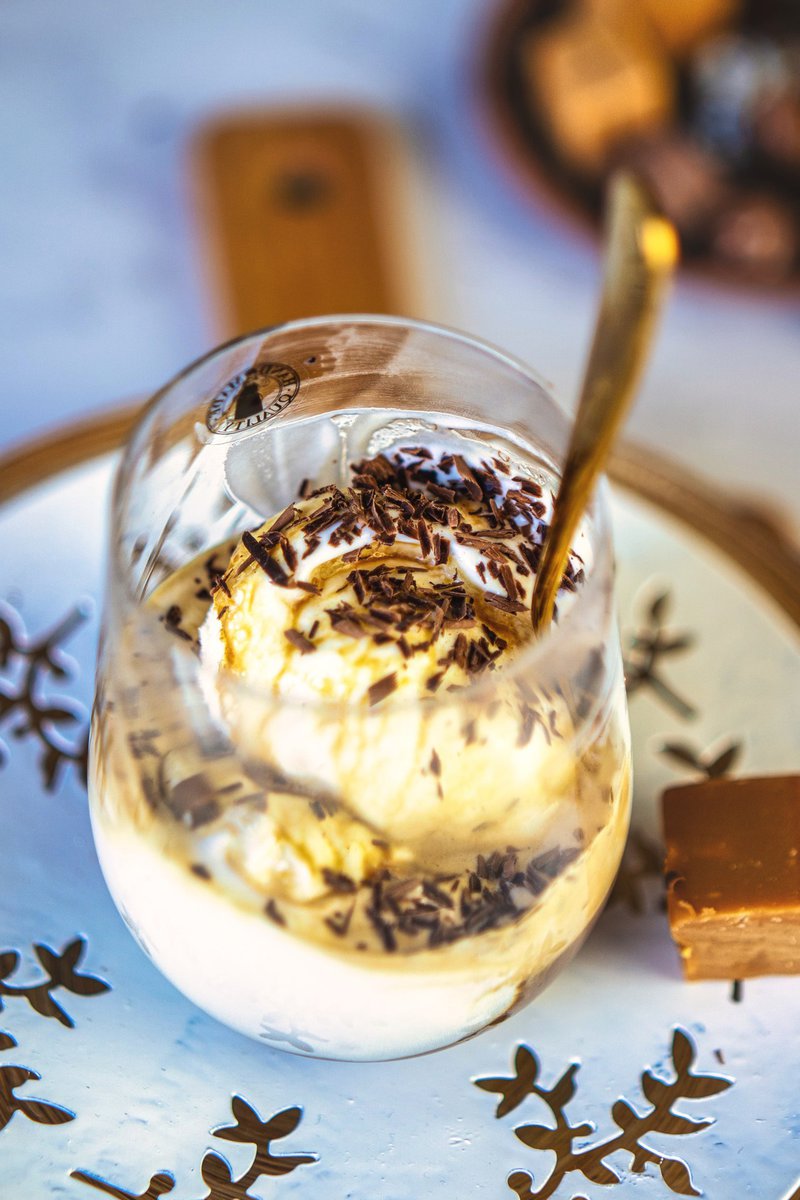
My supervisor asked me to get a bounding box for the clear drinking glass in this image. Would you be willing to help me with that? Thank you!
[90,315,631,1061]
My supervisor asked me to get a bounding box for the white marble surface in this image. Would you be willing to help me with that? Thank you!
[1,0,799,534]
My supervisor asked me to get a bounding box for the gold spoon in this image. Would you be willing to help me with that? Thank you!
[531,171,679,633]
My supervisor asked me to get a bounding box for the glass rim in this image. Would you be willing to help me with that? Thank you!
[110,313,616,718]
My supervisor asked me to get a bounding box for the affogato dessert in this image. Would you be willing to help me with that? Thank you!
[90,318,632,1061]
[92,428,630,1059]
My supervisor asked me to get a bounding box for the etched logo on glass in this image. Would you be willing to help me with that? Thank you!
[206,363,300,434]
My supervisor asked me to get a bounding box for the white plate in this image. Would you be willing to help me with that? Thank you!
[0,437,798,1199]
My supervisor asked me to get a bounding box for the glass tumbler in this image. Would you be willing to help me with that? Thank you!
[90,315,632,1061]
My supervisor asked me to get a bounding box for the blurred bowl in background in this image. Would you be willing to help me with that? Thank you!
[479,0,800,293]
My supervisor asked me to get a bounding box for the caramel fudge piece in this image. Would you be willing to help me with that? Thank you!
[663,775,800,980]
[638,0,741,56]
[522,7,675,179]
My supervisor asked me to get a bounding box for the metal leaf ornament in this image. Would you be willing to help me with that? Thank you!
[475,1028,732,1198]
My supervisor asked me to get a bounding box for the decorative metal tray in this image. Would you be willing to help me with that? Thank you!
[1,416,798,1198]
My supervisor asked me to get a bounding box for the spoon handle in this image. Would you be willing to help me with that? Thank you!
[531,172,679,633]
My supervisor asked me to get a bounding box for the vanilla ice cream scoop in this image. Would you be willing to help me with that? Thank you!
[206,443,589,703]
[187,442,600,898]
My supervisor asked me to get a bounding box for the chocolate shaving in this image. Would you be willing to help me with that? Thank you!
[416,518,432,558]
[284,628,316,654]
[322,868,357,894]
[211,573,231,598]
[453,632,468,671]
[370,605,397,624]
[488,497,503,525]
[484,592,528,614]
[349,570,366,603]
[518,706,536,747]
[326,904,355,937]
[465,638,492,674]
[368,673,397,706]
[499,562,519,601]
[422,880,454,909]
[329,609,366,639]
[429,603,446,642]
[384,485,415,515]
[279,535,298,573]
[452,455,483,500]
[433,533,450,565]
[365,904,397,951]
[520,543,541,575]
[264,899,286,926]
[164,604,182,627]
[241,530,290,586]
[513,475,542,494]
[271,504,298,533]
[161,605,194,642]
[355,452,397,483]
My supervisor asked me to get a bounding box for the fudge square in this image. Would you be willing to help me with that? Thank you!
[663,775,800,980]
